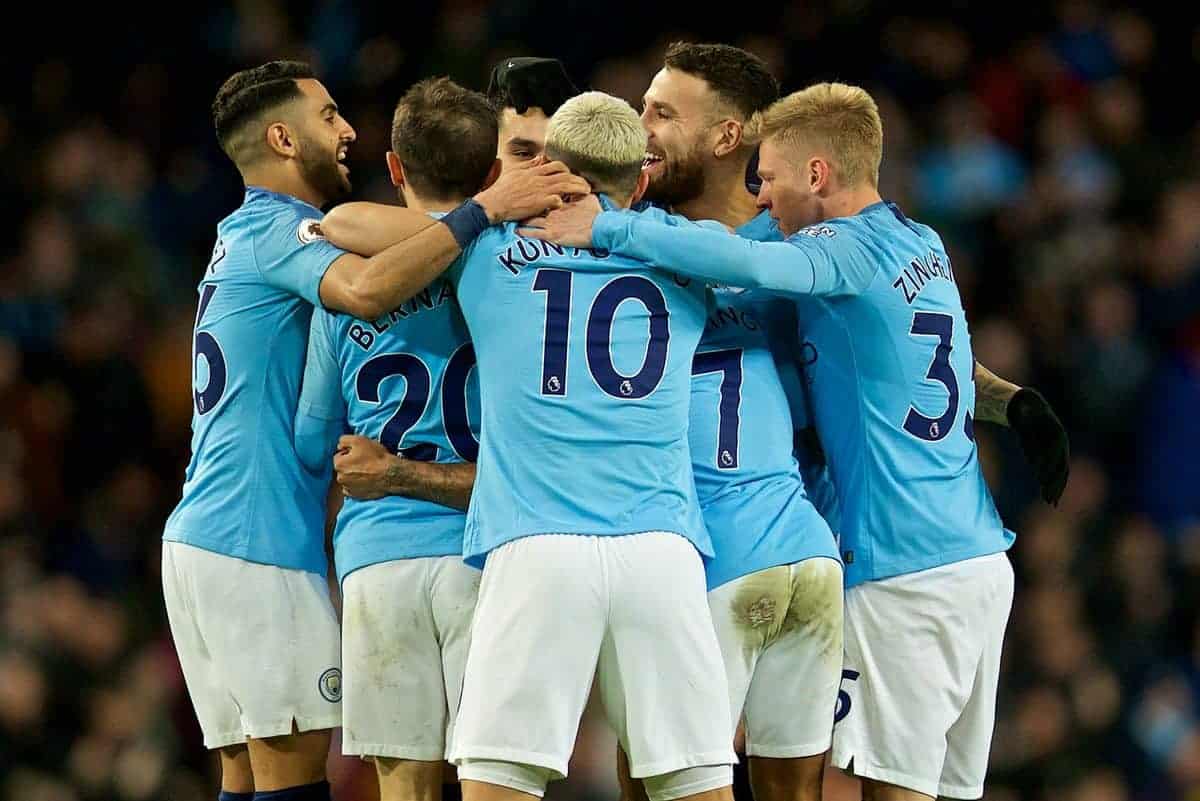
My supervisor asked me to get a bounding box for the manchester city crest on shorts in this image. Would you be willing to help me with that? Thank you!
[318,667,342,702]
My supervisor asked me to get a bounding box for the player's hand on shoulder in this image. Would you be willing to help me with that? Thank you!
[519,194,602,248]
[474,156,592,224]
[1006,388,1070,506]
[333,434,397,500]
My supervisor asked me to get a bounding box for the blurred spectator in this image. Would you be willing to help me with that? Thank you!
[3,3,1196,800]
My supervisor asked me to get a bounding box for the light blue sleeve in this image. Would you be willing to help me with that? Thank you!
[635,205,731,234]
[295,310,347,474]
[592,210,877,297]
[256,212,348,306]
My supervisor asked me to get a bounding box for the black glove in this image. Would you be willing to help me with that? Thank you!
[1006,388,1070,505]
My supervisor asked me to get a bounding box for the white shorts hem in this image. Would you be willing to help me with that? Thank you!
[628,750,737,779]
[745,736,831,760]
[830,749,940,798]
[243,715,339,742]
[648,769,733,801]
[938,780,985,799]
[343,742,446,761]
[451,746,567,779]
[202,730,248,749]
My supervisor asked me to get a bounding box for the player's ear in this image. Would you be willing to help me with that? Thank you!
[809,157,830,194]
[265,121,296,159]
[386,151,406,188]
[630,169,651,206]
[480,158,502,192]
[713,119,743,159]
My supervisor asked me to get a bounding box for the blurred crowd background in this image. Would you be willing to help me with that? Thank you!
[2,1,1198,800]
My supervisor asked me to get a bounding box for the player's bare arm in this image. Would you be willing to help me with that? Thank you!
[972,361,1021,425]
[323,158,593,257]
[318,217,462,319]
[317,160,590,319]
[333,434,475,510]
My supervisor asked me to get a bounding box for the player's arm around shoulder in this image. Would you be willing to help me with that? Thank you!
[319,160,591,319]
[317,207,456,321]
[321,202,436,258]
[781,219,880,296]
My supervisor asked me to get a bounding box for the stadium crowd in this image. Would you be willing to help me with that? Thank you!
[1,2,1198,799]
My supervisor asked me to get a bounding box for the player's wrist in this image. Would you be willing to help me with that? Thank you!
[443,198,492,247]
[383,454,415,496]
[591,210,623,250]
[472,186,507,225]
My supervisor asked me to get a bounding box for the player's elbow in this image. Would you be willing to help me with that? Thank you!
[319,272,390,320]
[319,207,355,250]
[294,438,328,475]
[342,289,389,321]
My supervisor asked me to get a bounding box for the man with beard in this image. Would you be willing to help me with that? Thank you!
[632,43,844,801]
[336,44,845,801]
[161,61,589,801]
[522,81,1070,801]
[322,90,739,801]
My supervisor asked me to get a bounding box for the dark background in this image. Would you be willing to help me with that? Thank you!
[2,2,1198,799]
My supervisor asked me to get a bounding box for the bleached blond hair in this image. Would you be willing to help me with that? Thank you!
[761,82,883,188]
[545,91,647,199]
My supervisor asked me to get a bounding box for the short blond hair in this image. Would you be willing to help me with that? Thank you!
[545,91,646,198]
[761,83,883,188]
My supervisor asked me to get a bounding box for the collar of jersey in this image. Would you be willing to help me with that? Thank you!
[863,199,914,226]
[244,185,323,216]
[860,200,892,217]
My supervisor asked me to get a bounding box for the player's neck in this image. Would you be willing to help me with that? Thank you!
[827,186,884,220]
[407,193,463,215]
[674,162,759,230]
[242,165,326,210]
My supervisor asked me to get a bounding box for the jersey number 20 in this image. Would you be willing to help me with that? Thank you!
[355,344,479,462]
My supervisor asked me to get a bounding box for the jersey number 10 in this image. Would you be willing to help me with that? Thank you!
[532,269,671,399]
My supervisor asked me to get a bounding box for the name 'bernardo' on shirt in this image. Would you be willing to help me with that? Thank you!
[891,250,956,305]
[346,280,456,351]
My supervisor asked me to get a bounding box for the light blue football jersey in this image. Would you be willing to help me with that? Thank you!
[447,198,712,567]
[738,212,844,538]
[688,211,839,591]
[592,200,1014,587]
[295,266,481,585]
[163,186,347,575]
